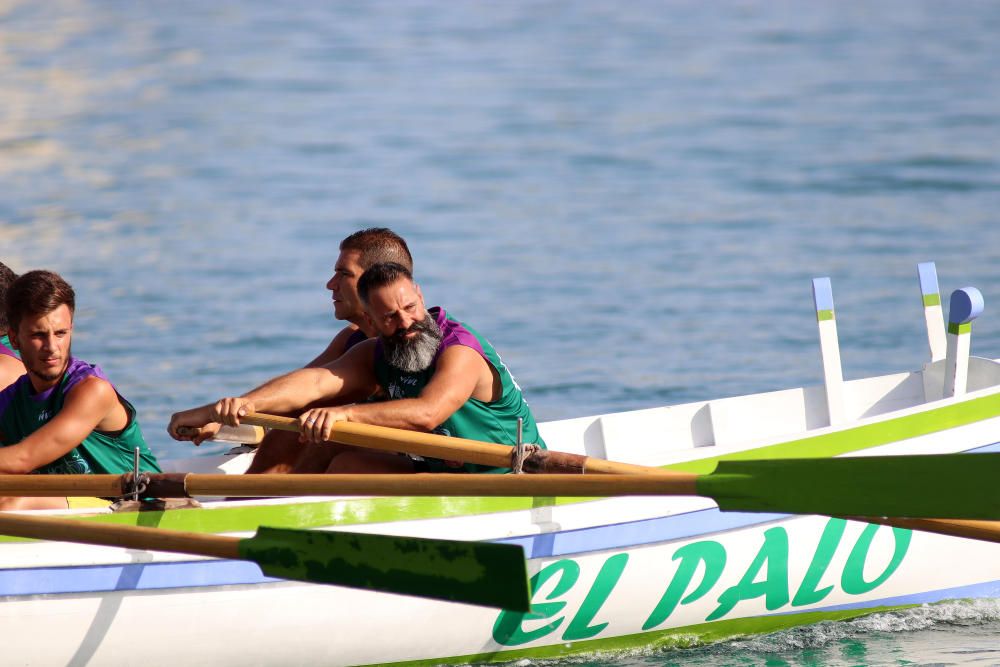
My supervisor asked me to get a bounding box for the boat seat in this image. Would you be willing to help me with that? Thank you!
[598,403,713,466]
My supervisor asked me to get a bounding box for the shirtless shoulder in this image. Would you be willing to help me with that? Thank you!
[65,375,128,432]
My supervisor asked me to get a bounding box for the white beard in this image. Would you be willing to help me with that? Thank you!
[383,311,443,373]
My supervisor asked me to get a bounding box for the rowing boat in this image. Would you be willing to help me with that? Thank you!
[2,262,1000,666]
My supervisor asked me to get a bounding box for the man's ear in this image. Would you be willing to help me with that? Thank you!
[7,329,18,351]
[362,309,376,330]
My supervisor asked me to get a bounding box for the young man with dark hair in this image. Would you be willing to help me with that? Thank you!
[168,262,544,473]
[0,270,160,509]
[0,261,25,389]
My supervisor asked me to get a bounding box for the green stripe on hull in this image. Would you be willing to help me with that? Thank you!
[666,389,1000,475]
[923,293,941,307]
[3,388,999,541]
[374,603,918,666]
[816,309,835,321]
[948,322,971,335]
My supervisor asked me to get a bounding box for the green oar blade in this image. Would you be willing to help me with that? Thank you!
[239,526,531,611]
[698,453,1000,520]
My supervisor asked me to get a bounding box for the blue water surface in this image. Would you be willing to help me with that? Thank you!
[2,1,999,664]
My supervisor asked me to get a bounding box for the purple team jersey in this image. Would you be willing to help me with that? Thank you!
[374,307,486,363]
[0,357,108,416]
[432,307,486,361]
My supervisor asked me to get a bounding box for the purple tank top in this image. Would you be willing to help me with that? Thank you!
[0,357,108,415]
[344,328,369,352]
[373,307,486,364]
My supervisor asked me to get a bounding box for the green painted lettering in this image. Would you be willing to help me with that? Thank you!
[643,540,727,630]
[492,560,580,646]
[792,517,846,607]
[562,553,629,640]
[708,526,790,621]
[841,524,911,595]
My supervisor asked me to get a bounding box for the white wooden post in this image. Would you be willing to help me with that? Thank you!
[917,262,947,363]
[812,277,845,425]
[944,287,984,398]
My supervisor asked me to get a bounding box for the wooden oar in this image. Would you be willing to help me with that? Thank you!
[0,512,530,610]
[176,424,265,445]
[3,452,999,519]
[0,472,691,498]
[241,412,659,474]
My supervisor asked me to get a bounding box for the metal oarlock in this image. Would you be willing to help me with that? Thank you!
[512,418,525,474]
[132,447,141,501]
[116,449,151,506]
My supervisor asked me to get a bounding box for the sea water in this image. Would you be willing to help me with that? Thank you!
[2,1,999,664]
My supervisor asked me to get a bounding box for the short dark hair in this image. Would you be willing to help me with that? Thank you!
[340,228,413,271]
[357,262,414,304]
[0,262,18,331]
[5,270,76,331]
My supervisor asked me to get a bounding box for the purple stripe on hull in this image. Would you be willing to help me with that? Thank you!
[0,560,276,596]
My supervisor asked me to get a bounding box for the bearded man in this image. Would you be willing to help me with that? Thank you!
[0,270,161,509]
[200,227,413,474]
[168,263,544,473]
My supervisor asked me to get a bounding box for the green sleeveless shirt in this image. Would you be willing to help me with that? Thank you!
[374,307,545,473]
[0,358,161,475]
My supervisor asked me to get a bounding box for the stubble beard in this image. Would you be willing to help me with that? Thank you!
[382,311,443,373]
[29,343,71,384]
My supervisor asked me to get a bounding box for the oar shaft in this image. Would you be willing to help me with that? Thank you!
[242,413,519,467]
[580,457,661,475]
[333,421,514,467]
[0,471,711,499]
[240,413,301,432]
[178,472,699,497]
[0,513,241,560]
[0,474,123,497]
[241,412,662,474]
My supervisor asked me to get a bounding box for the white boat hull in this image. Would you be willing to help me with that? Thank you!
[3,358,1000,664]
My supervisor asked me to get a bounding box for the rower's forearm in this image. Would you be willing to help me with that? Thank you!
[342,399,440,433]
[0,447,33,474]
[0,438,71,474]
[244,368,333,414]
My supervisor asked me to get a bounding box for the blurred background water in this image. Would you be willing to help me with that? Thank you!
[2,1,999,664]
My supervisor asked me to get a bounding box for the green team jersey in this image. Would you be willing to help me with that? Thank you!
[0,334,17,359]
[0,357,160,475]
[373,307,545,473]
